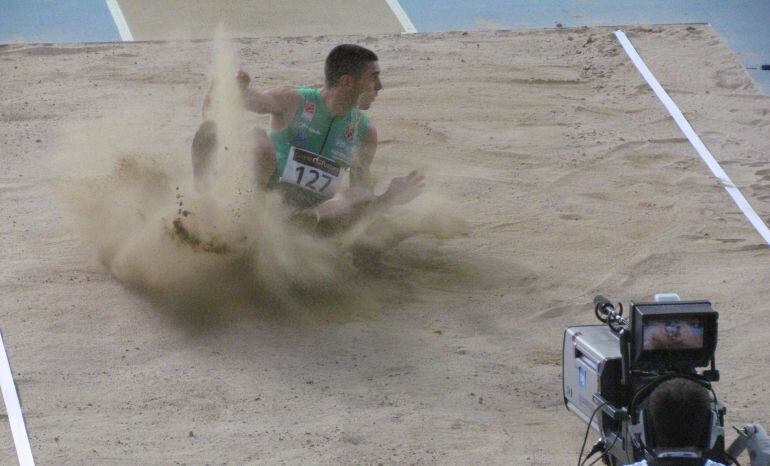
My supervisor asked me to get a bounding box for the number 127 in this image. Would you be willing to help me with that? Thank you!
[296,166,332,192]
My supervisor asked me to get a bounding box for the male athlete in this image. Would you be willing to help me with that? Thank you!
[192,44,424,229]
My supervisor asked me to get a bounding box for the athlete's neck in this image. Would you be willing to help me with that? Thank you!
[320,86,355,117]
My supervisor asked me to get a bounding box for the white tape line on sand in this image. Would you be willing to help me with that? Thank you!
[615,30,770,246]
[384,0,418,33]
[0,330,35,466]
[105,0,134,42]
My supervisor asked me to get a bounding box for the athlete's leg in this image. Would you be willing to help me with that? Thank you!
[191,119,218,191]
[192,122,276,191]
[250,126,276,189]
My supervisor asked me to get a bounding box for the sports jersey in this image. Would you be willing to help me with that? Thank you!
[268,88,369,207]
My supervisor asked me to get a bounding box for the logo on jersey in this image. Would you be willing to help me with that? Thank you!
[293,133,308,146]
[301,101,315,121]
[344,123,356,142]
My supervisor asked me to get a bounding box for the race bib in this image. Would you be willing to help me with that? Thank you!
[279,146,343,198]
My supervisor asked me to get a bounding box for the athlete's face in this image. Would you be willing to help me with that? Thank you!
[354,61,382,110]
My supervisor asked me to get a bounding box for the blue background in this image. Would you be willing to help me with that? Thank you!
[0,0,119,43]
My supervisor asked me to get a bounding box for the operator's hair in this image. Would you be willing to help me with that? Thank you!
[324,44,378,86]
[647,378,712,449]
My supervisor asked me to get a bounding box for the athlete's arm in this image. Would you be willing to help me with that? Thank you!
[351,124,425,209]
[350,125,377,191]
[237,70,301,119]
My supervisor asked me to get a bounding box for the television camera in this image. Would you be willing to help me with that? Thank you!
[562,294,769,466]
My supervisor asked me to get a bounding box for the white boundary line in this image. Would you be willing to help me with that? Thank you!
[384,0,418,34]
[0,330,35,466]
[614,30,770,247]
[105,0,134,42]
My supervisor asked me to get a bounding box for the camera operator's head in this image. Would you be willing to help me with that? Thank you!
[634,377,729,466]
[645,378,712,452]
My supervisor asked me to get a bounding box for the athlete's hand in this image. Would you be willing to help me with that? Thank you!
[236,69,251,91]
[379,170,425,207]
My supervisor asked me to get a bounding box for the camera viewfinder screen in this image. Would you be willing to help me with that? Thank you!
[642,316,704,350]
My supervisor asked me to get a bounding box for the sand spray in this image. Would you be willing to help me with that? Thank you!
[55,29,467,323]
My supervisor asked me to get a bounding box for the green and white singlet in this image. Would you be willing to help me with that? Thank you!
[268,88,369,208]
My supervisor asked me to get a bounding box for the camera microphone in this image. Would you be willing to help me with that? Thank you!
[593,295,626,326]
[594,294,615,311]
[593,295,616,323]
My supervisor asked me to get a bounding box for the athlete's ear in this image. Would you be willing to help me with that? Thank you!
[339,74,354,89]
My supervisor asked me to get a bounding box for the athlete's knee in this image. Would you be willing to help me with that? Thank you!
[191,120,218,190]
[193,120,218,149]
[192,120,217,171]
[250,126,276,186]
[251,125,269,140]
[249,127,272,156]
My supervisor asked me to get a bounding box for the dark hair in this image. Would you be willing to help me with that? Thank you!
[324,44,378,86]
[647,378,712,449]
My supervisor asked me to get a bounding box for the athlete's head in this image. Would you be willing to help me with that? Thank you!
[646,378,712,451]
[325,44,382,109]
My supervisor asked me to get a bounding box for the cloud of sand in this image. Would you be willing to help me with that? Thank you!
[55,30,467,322]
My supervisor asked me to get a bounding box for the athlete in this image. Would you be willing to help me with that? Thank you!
[192,44,424,230]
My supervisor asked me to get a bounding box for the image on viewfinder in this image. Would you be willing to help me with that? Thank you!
[643,316,704,350]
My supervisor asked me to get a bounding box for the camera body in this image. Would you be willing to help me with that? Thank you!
[563,297,723,465]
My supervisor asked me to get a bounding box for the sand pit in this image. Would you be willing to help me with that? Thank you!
[1,25,769,464]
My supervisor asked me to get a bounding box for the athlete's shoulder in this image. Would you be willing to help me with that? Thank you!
[356,108,370,123]
[265,86,300,97]
[265,86,302,114]
[296,87,321,98]
[362,122,376,143]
